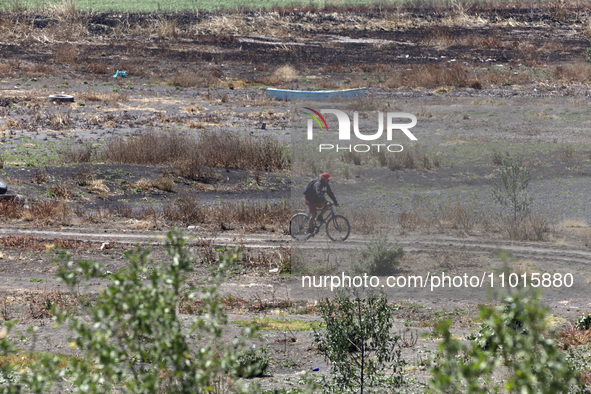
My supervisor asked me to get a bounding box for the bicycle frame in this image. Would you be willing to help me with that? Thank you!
[312,206,335,232]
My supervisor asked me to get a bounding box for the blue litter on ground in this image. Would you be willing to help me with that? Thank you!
[113,70,127,78]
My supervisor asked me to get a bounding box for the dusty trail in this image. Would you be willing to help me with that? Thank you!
[1,226,590,266]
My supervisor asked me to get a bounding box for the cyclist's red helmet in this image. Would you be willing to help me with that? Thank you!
[320,172,332,180]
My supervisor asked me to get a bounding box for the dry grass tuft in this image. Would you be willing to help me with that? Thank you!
[0,235,92,250]
[375,146,440,171]
[53,43,77,64]
[553,63,591,83]
[499,214,551,241]
[340,208,391,234]
[156,17,179,38]
[60,144,93,163]
[169,69,221,88]
[25,200,71,224]
[163,197,290,230]
[562,219,588,228]
[46,0,79,20]
[25,289,79,319]
[0,199,24,219]
[386,63,469,89]
[556,323,591,347]
[268,65,298,85]
[102,130,196,165]
[163,195,204,225]
[0,235,38,249]
[398,197,477,234]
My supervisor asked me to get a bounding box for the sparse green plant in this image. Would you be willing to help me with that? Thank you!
[314,290,405,393]
[352,235,403,276]
[430,290,580,393]
[492,154,532,221]
[586,39,591,63]
[234,347,270,378]
[48,229,256,392]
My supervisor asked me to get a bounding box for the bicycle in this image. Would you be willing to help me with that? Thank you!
[289,205,351,241]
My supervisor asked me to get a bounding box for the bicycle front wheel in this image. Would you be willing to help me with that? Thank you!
[289,213,310,240]
[326,215,350,242]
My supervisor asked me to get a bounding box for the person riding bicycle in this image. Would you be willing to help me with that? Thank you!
[304,172,339,235]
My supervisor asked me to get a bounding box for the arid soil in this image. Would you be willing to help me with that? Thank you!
[1,4,591,391]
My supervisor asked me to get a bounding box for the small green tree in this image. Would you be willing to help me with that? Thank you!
[429,290,579,393]
[492,154,532,221]
[50,229,256,393]
[314,291,404,393]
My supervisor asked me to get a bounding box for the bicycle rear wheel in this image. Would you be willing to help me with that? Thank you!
[289,213,310,240]
[326,215,350,242]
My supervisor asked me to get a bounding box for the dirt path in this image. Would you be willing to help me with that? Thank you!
[1,226,590,265]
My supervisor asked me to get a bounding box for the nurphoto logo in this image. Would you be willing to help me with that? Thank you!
[302,107,418,153]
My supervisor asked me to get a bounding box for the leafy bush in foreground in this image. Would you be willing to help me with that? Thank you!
[429,290,580,393]
[314,291,404,393]
[0,229,257,393]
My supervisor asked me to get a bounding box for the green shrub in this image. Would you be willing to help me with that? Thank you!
[492,153,532,221]
[353,235,404,276]
[467,302,527,351]
[314,291,405,393]
[0,229,258,393]
[575,313,591,331]
[430,290,580,393]
[234,347,270,378]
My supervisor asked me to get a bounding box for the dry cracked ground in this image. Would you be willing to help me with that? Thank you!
[1,3,591,391]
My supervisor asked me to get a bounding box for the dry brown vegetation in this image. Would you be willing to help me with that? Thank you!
[169,69,222,88]
[73,195,292,231]
[375,146,441,171]
[101,129,290,175]
[557,323,591,347]
[553,63,591,83]
[163,196,290,230]
[267,65,299,86]
[386,63,471,89]
[60,144,93,163]
[24,289,80,320]
[398,197,477,234]
[340,208,392,234]
[0,198,70,225]
[498,214,552,241]
[398,198,551,241]
[0,4,586,96]
[341,147,440,172]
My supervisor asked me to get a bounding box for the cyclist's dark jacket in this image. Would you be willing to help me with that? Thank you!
[304,178,337,205]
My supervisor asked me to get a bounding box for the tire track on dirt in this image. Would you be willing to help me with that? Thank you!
[1,227,590,266]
